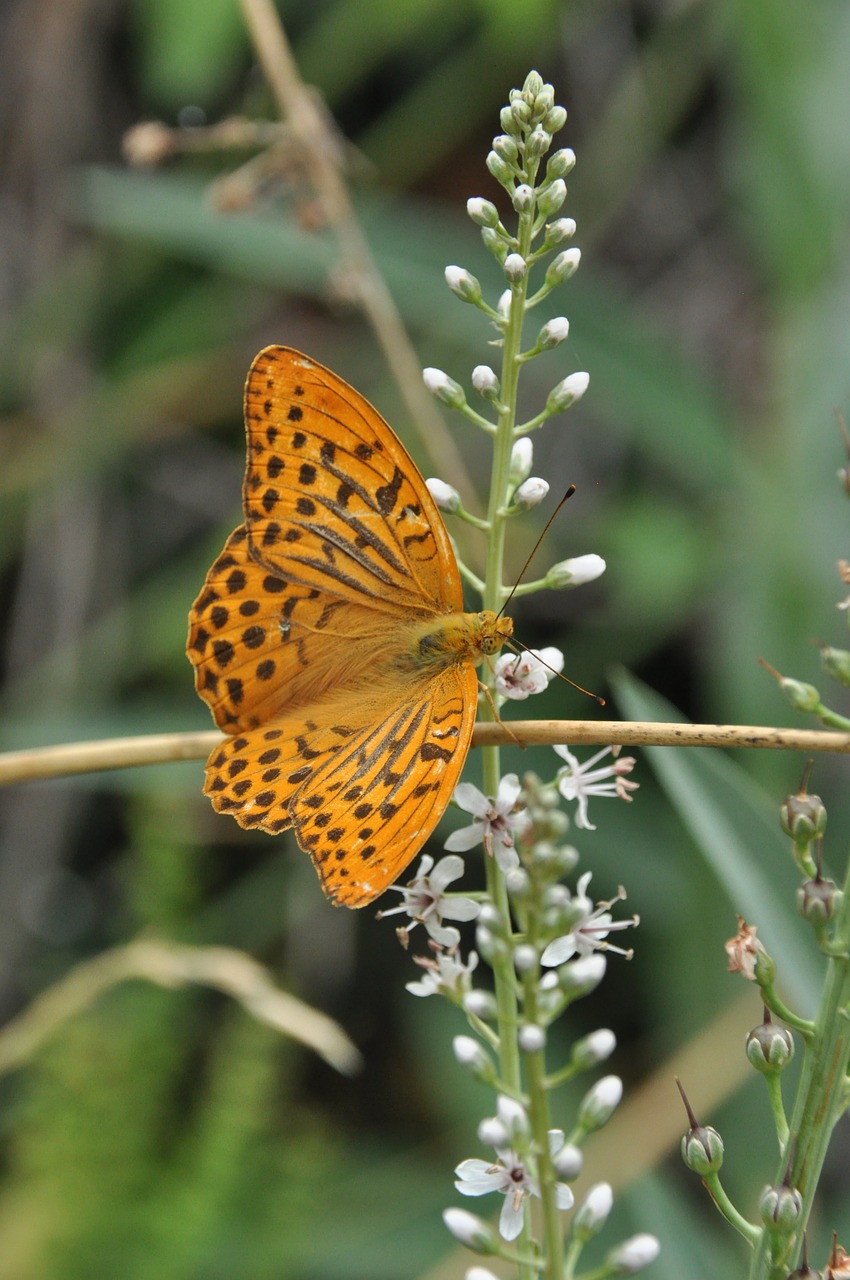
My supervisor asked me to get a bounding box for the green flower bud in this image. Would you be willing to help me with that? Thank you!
[453,1035,497,1084]
[525,127,551,158]
[779,677,821,713]
[444,264,482,304]
[510,98,532,127]
[533,82,555,114]
[780,791,827,842]
[544,247,581,287]
[681,1124,724,1174]
[486,150,513,187]
[522,71,545,102]
[544,217,576,247]
[442,1207,500,1254]
[746,1021,795,1073]
[422,367,466,409]
[537,179,567,216]
[542,105,568,134]
[492,134,519,165]
[500,105,521,135]
[472,365,501,400]
[820,643,850,686]
[546,147,576,180]
[759,1183,803,1232]
[503,253,527,282]
[512,183,534,211]
[480,226,508,263]
[545,372,590,416]
[578,1074,623,1132]
[797,875,840,925]
[466,196,500,228]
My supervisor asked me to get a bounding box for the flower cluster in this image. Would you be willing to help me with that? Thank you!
[382,71,656,1278]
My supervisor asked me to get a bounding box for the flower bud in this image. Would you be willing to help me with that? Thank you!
[571,1028,616,1070]
[509,437,533,484]
[543,105,568,134]
[820,643,850,685]
[545,247,581,287]
[779,677,821,713]
[426,478,460,512]
[453,1035,497,1084]
[505,867,531,901]
[515,477,550,509]
[546,147,576,179]
[746,1021,794,1073]
[493,134,519,163]
[555,953,607,998]
[512,183,534,211]
[486,150,513,187]
[513,943,538,974]
[759,1183,803,1231]
[545,370,590,415]
[466,197,500,228]
[578,1075,623,1132]
[500,105,520,135]
[445,265,483,304]
[477,1115,509,1148]
[677,1121,722,1174]
[537,316,570,349]
[463,989,498,1022]
[475,924,509,964]
[518,1024,546,1052]
[781,791,827,842]
[525,127,551,158]
[537,179,567,216]
[465,1268,501,1280]
[533,81,554,113]
[480,226,508,263]
[606,1233,661,1274]
[442,1207,499,1254]
[544,217,576,247]
[510,98,532,127]
[472,364,501,400]
[553,1142,583,1180]
[573,1182,614,1241]
[503,252,527,281]
[546,552,605,588]
[422,367,466,409]
[797,875,840,925]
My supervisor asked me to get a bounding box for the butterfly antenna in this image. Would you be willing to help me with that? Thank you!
[505,638,606,706]
[496,485,576,620]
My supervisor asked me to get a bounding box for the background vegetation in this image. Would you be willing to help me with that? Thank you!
[1,1,849,1276]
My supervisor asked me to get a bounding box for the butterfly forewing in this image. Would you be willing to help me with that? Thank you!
[243,347,462,615]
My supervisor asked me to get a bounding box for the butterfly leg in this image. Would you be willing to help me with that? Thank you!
[477,680,525,748]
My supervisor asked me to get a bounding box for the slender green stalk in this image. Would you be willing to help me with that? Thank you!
[748,852,850,1279]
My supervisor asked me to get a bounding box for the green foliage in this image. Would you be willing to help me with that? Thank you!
[2,1,850,1276]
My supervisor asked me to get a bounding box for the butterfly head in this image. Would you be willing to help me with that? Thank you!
[476,610,514,656]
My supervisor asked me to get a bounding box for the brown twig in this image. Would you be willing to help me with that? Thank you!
[2,720,849,787]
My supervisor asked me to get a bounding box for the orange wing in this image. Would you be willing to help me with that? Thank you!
[243,346,461,614]
[203,663,478,907]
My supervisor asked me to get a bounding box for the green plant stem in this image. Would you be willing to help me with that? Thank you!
[478,161,566,1280]
[764,1072,789,1149]
[748,852,850,1280]
[702,1172,761,1246]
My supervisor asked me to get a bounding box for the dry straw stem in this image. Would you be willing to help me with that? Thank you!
[0,938,362,1077]
[1,720,849,788]
[237,0,475,506]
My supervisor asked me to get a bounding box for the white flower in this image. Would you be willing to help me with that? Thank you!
[515,477,550,509]
[454,1107,573,1241]
[554,745,638,830]
[444,774,530,871]
[547,553,606,588]
[406,945,478,998]
[378,853,479,946]
[541,872,637,966]
[606,1233,661,1273]
[494,648,564,700]
[472,364,500,398]
[426,478,460,512]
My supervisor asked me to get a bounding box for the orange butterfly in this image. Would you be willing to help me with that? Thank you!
[187,347,513,907]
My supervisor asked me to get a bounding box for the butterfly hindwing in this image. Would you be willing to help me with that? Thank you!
[203,663,478,906]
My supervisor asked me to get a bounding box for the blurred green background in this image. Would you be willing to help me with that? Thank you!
[1,1,849,1276]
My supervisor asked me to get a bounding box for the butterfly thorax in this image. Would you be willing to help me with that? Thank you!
[398,610,514,676]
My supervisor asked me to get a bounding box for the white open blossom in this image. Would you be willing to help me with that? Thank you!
[541,872,637,967]
[494,648,564,700]
[554,744,638,830]
[455,1112,573,1240]
[445,774,530,871]
[406,946,478,999]
[377,854,479,947]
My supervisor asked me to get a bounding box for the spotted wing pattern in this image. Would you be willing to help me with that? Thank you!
[188,346,482,908]
[203,663,477,906]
